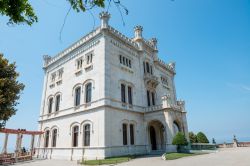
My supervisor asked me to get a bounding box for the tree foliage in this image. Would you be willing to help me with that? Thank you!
[0,54,24,128]
[0,0,128,26]
[189,132,197,143]
[0,0,37,25]
[197,132,209,143]
[172,132,188,146]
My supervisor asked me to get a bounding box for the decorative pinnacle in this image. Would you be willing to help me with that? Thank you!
[134,25,143,39]
[99,11,111,29]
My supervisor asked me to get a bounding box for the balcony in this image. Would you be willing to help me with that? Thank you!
[144,73,159,88]
[144,95,185,113]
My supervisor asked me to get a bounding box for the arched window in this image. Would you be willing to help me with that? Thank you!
[122,123,128,145]
[52,129,57,147]
[72,126,79,147]
[147,90,151,106]
[75,87,81,106]
[48,97,53,113]
[85,83,92,103]
[128,86,133,105]
[146,62,150,73]
[44,130,50,147]
[173,121,180,135]
[121,84,126,103]
[130,124,135,145]
[55,95,60,112]
[151,92,155,106]
[84,124,90,146]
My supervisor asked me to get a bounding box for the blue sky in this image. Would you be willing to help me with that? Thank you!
[0,0,249,149]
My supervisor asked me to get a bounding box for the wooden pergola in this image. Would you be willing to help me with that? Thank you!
[0,128,43,157]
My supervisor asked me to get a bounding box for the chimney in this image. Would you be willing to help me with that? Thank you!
[99,11,111,29]
[134,25,143,40]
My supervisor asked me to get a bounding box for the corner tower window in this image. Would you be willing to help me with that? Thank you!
[48,97,53,114]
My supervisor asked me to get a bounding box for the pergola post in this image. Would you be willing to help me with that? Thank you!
[30,134,35,157]
[15,133,20,162]
[1,133,9,154]
[18,134,23,153]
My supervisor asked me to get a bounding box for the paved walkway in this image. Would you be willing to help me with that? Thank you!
[14,147,250,166]
[119,147,250,166]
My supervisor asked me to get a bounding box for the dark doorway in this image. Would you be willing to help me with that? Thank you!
[150,126,157,150]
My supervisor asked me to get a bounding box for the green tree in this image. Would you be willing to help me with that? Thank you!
[0,54,24,128]
[189,132,197,143]
[0,0,127,26]
[172,132,188,152]
[197,132,209,143]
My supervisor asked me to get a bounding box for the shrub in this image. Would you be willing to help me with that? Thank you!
[172,132,188,152]
[189,132,197,143]
[197,132,209,143]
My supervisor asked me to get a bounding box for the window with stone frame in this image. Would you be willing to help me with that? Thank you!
[121,84,126,103]
[58,68,63,79]
[84,124,90,146]
[85,83,92,103]
[122,123,128,145]
[75,87,81,107]
[52,129,57,147]
[44,130,50,147]
[147,90,151,106]
[86,52,93,65]
[72,126,79,147]
[51,73,56,82]
[130,124,135,145]
[48,97,53,114]
[55,95,60,112]
[76,58,83,70]
[119,55,132,68]
[151,92,156,106]
[128,86,133,105]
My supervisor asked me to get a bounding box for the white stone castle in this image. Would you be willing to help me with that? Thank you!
[36,12,189,160]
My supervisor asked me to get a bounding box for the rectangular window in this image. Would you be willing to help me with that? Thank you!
[150,65,153,74]
[51,73,56,82]
[122,57,125,65]
[121,84,126,103]
[73,126,79,147]
[128,60,131,68]
[123,124,128,145]
[77,59,83,69]
[147,90,151,106]
[152,92,155,106]
[130,124,134,145]
[128,86,133,105]
[55,95,60,112]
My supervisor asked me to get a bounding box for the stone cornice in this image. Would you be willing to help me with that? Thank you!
[43,27,102,69]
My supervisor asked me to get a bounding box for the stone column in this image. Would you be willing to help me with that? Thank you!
[30,135,35,156]
[2,133,9,154]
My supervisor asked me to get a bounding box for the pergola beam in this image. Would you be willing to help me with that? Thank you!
[0,128,43,135]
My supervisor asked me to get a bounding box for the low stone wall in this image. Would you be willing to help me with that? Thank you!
[191,143,217,150]
[217,142,250,148]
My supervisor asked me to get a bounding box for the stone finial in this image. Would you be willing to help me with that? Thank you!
[134,25,143,39]
[43,55,51,66]
[99,11,111,29]
[169,62,176,70]
[149,38,158,50]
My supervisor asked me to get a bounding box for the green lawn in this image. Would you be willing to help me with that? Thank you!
[164,153,201,160]
[81,155,136,165]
